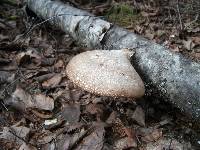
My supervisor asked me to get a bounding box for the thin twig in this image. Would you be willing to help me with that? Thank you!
[176,0,183,30]
[184,14,199,29]
[1,101,8,111]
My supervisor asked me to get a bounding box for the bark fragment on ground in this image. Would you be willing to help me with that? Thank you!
[27,0,200,120]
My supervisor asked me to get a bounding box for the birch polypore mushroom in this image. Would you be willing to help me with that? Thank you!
[66,49,145,98]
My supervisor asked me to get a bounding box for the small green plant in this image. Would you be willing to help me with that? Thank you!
[106,3,142,27]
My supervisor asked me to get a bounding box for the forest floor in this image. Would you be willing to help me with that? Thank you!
[0,0,199,149]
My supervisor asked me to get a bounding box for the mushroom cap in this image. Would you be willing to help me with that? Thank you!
[66,49,145,98]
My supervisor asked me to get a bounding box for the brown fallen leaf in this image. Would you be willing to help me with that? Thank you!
[183,39,195,51]
[114,137,137,149]
[138,127,162,143]
[126,106,145,127]
[192,36,200,45]
[145,137,192,150]
[0,57,11,64]
[31,109,53,119]
[75,124,105,150]
[61,103,80,123]
[85,103,107,121]
[42,73,62,89]
[145,30,155,40]
[54,59,64,69]
[16,49,42,66]
[34,94,54,110]
[41,58,56,66]
[0,126,30,145]
[19,143,37,150]
[11,86,54,111]
[70,89,84,101]
[106,111,118,124]
[0,71,15,84]
[34,73,56,83]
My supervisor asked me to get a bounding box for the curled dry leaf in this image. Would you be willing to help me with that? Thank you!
[11,87,54,111]
[0,126,30,145]
[42,73,62,89]
[34,73,56,83]
[66,49,145,98]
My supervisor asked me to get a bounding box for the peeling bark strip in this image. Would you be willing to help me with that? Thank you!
[27,0,200,120]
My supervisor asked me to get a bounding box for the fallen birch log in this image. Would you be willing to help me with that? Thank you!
[27,0,200,120]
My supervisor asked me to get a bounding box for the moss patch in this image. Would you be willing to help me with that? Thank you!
[106,3,143,27]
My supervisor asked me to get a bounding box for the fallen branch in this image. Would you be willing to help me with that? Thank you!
[27,0,200,121]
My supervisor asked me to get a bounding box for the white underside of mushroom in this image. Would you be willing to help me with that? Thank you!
[66,49,145,98]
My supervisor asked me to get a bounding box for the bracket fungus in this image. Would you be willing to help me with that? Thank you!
[66,49,145,98]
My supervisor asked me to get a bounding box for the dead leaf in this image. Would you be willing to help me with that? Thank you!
[85,103,107,121]
[145,137,192,150]
[106,111,118,124]
[34,94,54,110]
[16,49,42,66]
[41,58,56,66]
[0,126,30,145]
[11,87,54,111]
[134,25,144,34]
[70,89,84,101]
[138,128,162,143]
[127,106,145,126]
[54,59,64,69]
[61,103,80,123]
[64,122,84,133]
[192,36,200,45]
[0,71,15,84]
[145,30,155,40]
[44,119,65,130]
[42,73,62,89]
[75,125,105,150]
[34,73,56,83]
[51,87,71,101]
[183,39,195,51]
[114,137,137,149]
[31,109,53,119]
[0,57,11,64]
[19,143,37,150]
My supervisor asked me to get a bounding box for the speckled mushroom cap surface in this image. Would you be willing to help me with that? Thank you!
[66,49,145,98]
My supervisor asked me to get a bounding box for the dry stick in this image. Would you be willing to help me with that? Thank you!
[184,14,199,29]
[68,126,95,150]
[176,0,183,30]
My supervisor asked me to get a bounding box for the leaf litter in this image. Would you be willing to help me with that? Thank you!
[0,0,199,149]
